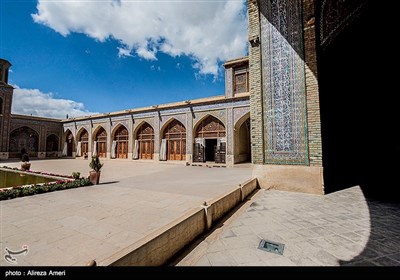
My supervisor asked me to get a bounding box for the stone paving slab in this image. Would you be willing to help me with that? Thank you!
[177,186,400,266]
[0,159,252,266]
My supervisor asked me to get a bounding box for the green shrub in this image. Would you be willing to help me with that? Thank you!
[72,172,81,179]
[89,156,103,172]
[0,177,92,200]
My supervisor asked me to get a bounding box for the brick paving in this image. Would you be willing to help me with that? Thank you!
[177,186,400,266]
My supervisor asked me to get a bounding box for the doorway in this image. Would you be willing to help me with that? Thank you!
[194,115,226,164]
[205,139,217,162]
[318,2,397,198]
[66,131,73,157]
[163,119,186,161]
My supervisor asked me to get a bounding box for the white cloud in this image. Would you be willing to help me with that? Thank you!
[117,46,133,57]
[137,47,157,61]
[11,86,98,119]
[32,0,248,76]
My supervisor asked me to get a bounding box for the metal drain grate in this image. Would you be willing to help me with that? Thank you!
[258,239,285,255]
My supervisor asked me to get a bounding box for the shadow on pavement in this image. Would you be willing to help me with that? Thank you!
[319,1,399,266]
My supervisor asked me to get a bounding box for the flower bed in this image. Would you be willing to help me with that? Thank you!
[0,178,91,200]
[0,166,92,200]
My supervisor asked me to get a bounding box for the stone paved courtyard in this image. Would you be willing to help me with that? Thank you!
[0,159,251,266]
[2,159,399,266]
[177,186,400,266]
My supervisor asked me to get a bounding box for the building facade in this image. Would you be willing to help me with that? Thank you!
[0,57,251,167]
[1,59,63,160]
[61,57,251,166]
[2,0,384,195]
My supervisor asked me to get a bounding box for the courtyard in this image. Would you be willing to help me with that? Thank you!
[0,159,252,266]
[1,159,399,266]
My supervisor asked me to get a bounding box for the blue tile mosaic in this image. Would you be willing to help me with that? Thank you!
[260,0,308,165]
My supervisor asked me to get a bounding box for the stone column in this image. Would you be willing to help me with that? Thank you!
[153,115,160,161]
[127,116,134,160]
[186,111,193,163]
[71,125,76,158]
[38,125,46,158]
[106,121,112,159]
[226,107,234,166]
[88,121,93,158]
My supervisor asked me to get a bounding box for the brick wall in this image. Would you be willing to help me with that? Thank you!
[303,0,323,167]
[248,0,264,165]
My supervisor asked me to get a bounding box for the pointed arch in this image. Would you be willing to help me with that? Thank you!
[64,129,74,157]
[234,111,250,130]
[76,127,88,140]
[192,115,226,163]
[161,118,186,161]
[93,125,107,158]
[76,127,89,157]
[62,128,73,142]
[112,123,129,159]
[111,123,128,139]
[193,113,226,131]
[234,112,251,164]
[161,117,184,135]
[92,125,106,139]
[134,121,154,160]
[9,126,39,158]
[46,134,59,157]
[194,115,226,139]
[133,120,152,138]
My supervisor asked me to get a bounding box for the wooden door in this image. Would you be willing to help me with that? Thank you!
[114,126,129,159]
[97,142,107,158]
[167,140,176,160]
[117,141,128,159]
[137,122,154,160]
[139,140,153,159]
[79,130,89,157]
[82,142,88,155]
[95,127,107,158]
[163,120,186,161]
[167,139,186,161]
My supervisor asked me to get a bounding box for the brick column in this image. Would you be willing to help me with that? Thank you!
[248,0,264,165]
[303,0,323,167]
[186,111,193,163]
[153,115,160,161]
[0,86,13,159]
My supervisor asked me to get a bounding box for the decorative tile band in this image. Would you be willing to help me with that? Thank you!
[260,0,308,165]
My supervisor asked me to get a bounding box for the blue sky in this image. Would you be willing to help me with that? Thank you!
[1,0,247,118]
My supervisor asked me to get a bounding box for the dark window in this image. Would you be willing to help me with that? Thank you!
[0,97,3,114]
